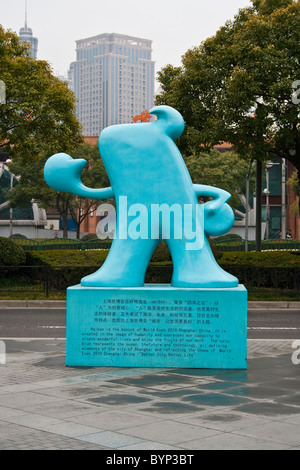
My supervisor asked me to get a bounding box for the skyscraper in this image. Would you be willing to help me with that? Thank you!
[68,33,155,136]
[19,0,38,59]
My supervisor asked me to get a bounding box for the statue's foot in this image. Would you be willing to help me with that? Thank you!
[171,267,239,289]
[81,270,144,288]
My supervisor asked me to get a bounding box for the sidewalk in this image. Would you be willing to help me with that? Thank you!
[0,337,299,450]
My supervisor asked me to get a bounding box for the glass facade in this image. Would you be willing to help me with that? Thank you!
[19,26,38,59]
[0,169,34,221]
[69,33,155,136]
[262,158,286,240]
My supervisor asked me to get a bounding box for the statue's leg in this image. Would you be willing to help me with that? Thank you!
[81,237,159,287]
[167,237,238,288]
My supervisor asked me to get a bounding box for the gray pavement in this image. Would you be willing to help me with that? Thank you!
[0,336,300,450]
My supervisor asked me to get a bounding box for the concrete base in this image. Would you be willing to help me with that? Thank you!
[66,284,248,369]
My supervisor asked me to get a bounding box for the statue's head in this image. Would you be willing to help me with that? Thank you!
[98,105,185,161]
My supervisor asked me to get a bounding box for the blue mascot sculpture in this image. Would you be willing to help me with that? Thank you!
[44,106,238,289]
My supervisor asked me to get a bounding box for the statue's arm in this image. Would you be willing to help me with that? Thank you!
[44,153,114,200]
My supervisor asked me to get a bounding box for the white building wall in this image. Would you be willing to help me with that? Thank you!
[69,33,155,136]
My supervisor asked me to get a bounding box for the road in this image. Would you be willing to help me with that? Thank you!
[0,308,66,338]
[248,309,300,339]
[0,307,299,339]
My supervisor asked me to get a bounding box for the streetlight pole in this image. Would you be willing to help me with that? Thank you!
[6,159,13,237]
[245,160,254,252]
[281,158,287,240]
[264,161,280,240]
[264,168,270,240]
[9,172,13,237]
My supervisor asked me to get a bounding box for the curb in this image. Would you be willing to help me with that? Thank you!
[0,300,66,308]
[248,301,300,309]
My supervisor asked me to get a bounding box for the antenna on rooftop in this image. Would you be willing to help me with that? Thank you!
[25,0,28,28]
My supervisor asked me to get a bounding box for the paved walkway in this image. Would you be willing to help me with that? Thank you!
[0,338,299,450]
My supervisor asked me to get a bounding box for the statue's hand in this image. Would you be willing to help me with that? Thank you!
[204,201,235,237]
[44,153,114,199]
[193,184,235,236]
[44,153,88,194]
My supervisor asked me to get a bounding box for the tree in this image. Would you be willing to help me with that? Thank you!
[7,154,73,238]
[0,26,83,161]
[185,150,255,211]
[68,143,111,238]
[156,0,300,248]
[8,143,110,239]
[0,26,84,237]
[287,169,300,215]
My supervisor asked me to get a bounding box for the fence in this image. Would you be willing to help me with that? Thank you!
[210,238,300,252]
[11,237,300,253]
[11,238,112,251]
[0,264,300,297]
[0,265,174,297]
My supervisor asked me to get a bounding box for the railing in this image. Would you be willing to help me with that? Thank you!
[11,237,300,253]
[210,238,300,252]
[0,265,173,297]
[0,265,101,297]
[11,238,112,251]
[0,264,299,297]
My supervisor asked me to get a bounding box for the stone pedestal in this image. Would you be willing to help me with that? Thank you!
[66,284,247,369]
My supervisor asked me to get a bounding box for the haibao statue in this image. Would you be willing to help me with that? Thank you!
[44,105,238,289]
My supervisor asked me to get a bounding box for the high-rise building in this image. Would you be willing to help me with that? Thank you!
[68,33,155,136]
[19,0,38,59]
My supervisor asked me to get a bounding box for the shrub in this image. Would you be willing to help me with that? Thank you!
[22,247,300,292]
[212,234,242,242]
[217,251,300,291]
[0,237,26,266]
[25,249,109,291]
[150,242,172,263]
[218,251,300,267]
[146,264,172,283]
[9,233,27,239]
[81,233,97,242]
[48,266,104,291]
[26,249,109,267]
[223,265,300,291]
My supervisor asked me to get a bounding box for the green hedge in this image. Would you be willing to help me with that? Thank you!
[26,247,300,268]
[218,251,300,267]
[26,249,109,267]
[0,237,26,267]
[217,251,300,290]
[23,247,300,292]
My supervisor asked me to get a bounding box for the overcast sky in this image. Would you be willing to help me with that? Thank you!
[1,0,252,83]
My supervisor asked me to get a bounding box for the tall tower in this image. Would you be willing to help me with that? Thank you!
[68,33,155,136]
[19,0,38,59]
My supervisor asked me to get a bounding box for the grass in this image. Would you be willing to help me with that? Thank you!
[0,292,67,300]
[246,288,300,301]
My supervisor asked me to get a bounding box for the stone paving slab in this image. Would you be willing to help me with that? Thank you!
[0,338,300,450]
